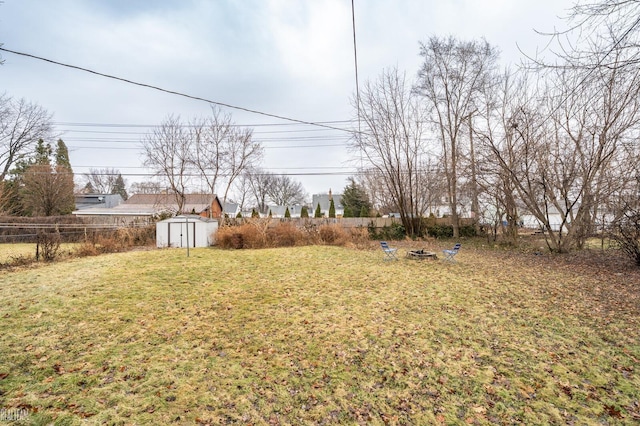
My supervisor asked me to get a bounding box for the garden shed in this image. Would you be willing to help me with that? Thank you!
[156,215,218,248]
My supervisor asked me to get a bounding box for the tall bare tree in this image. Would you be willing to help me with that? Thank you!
[142,115,191,213]
[0,94,53,181]
[415,36,499,238]
[353,68,432,236]
[535,0,640,71]
[83,168,120,194]
[21,139,75,216]
[264,174,307,206]
[189,106,262,203]
[481,54,640,252]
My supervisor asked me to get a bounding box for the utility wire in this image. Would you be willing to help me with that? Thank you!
[0,46,354,134]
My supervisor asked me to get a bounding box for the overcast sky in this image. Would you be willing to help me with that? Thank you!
[0,0,575,199]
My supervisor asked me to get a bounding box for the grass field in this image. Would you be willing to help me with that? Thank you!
[0,243,81,265]
[0,244,638,425]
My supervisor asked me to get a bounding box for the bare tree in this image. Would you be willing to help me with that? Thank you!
[142,115,191,213]
[0,94,53,181]
[83,168,120,193]
[129,180,164,195]
[533,0,640,71]
[481,53,640,252]
[474,68,527,243]
[21,145,75,217]
[190,106,262,202]
[353,68,432,236]
[264,174,307,206]
[246,169,273,214]
[415,36,500,238]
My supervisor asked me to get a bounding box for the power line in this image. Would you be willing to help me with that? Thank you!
[0,46,354,134]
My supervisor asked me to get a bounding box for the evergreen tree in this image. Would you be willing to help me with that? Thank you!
[342,177,372,218]
[55,139,71,169]
[343,205,353,218]
[314,203,322,218]
[300,206,309,218]
[268,209,273,218]
[34,139,52,165]
[251,208,259,218]
[329,199,336,218]
[236,211,243,218]
[360,205,369,218]
[284,206,291,218]
[53,139,75,214]
[112,173,128,200]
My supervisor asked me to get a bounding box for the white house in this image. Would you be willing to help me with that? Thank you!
[156,215,218,248]
[311,190,344,217]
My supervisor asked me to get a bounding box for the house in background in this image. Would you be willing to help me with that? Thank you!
[266,205,306,218]
[311,189,343,217]
[74,193,123,210]
[223,202,240,217]
[73,193,223,224]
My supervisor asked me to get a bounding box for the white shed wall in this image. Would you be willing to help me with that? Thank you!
[156,217,218,248]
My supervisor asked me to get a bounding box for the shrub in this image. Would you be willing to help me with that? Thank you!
[609,207,640,266]
[216,221,268,249]
[370,222,406,240]
[74,242,101,257]
[460,225,478,238]
[216,221,368,249]
[426,225,454,239]
[36,229,61,261]
[318,224,348,245]
[347,227,371,249]
[267,222,302,247]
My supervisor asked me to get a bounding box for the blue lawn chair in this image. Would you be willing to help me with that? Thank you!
[380,241,398,261]
[442,243,461,262]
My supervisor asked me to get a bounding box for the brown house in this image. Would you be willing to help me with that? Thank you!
[123,194,223,218]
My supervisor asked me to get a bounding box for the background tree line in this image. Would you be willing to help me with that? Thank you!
[352,0,640,253]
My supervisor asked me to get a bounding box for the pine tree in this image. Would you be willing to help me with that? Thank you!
[284,207,291,218]
[34,139,52,165]
[360,205,369,218]
[314,203,322,218]
[55,139,71,169]
[251,209,259,218]
[268,209,273,218]
[343,205,353,218]
[112,173,129,200]
[54,139,75,214]
[329,199,336,218]
[300,206,309,218]
[236,211,243,218]
[342,177,372,218]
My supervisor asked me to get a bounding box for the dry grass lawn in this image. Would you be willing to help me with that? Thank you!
[0,243,638,425]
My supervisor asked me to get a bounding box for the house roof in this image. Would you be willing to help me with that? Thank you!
[73,193,221,217]
[157,214,217,223]
[312,193,343,210]
[125,193,219,205]
[74,193,124,210]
